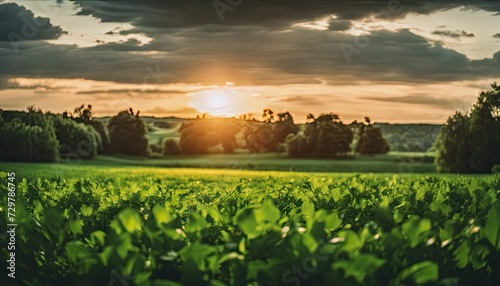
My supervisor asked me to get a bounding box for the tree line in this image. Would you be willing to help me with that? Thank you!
[175,109,390,157]
[0,105,149,162]
[0,105,390,162]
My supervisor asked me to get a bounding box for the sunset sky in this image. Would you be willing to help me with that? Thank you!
[1,0,499,123]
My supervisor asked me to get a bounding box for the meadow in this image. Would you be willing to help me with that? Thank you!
[1,163,499,285]
[78,151,436,173]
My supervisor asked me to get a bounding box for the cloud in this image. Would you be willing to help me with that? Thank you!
[360,94,468,109]
[76,88,185,95]
[328,19,352,31]
[1,27,500,86]
[278,95,329,105]
[73,0,500,29]
[0,0,499,89]
[0,3,65,42]
[432,29,475,38]
[143,106,198,115]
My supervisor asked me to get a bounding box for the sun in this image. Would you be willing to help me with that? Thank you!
[206,93,228,110]
[191,90,236,117]
[188,87,260,117]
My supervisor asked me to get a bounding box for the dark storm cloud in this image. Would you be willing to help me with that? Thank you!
[0,3,64,42]
[73,0,500,28]
[432,29,475,38]
[1,27,500,85]
[360,94,469,109]
[1,0,500,87]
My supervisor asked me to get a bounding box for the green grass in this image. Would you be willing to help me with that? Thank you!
[60,151,436,173]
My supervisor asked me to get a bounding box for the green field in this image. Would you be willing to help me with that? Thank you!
[74,151,436,173]
[1,164,499,285]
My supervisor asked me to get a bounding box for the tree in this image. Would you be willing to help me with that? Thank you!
[51,115,100,159]
[179,118,240,154]
[69,104,112,154]
[435,83,500,173]
[467,83,500,172]
[434,112,472,173]
[244,109,298,153]
[274,112,299,144]
[108,109,149,156]
[0,108,59,162]
[262,108,274,123]
[73,104,94,124]
[355,117,390,155]
[162,138,181,155]
[286,113,353,157]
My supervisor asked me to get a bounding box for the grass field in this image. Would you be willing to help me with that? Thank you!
[1,164,499,285]
[66,151,436,173]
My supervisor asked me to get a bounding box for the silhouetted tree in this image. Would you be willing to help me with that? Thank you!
[355,117,390,155]
[434,112,472,173]
[179,118,240,154]
[108,109,149,156]
[244,109,298,153]
[435,83,500,173]
[286,113,353,157]
[73,104,94,124]
[262,108,274,123]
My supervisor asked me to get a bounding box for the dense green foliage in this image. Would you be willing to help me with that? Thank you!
[51,115,100,159]
[108,109,149,157]
[0,109,59,162]
[354,118,390,155]
[435,84,500,173]
[0,108,105,162]
[162,138,181,155]
[286,114,354,157]
[1,166,499,285]
[244,110,299,153]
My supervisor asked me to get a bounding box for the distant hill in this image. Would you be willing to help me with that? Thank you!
[375,123,442,152]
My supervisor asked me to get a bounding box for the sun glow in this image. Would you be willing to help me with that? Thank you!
[206,93,229,110]
[188,89,238,117]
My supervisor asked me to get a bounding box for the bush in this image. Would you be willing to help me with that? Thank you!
[149,143,162,154]
[492,165,500,174]
[108,109,149,156]
[162,138,181,155]
[90,121,112,154]
[51,115,99,159]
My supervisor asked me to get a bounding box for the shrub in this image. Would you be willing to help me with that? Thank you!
[51,115,99,159]
[162,138,181,155]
